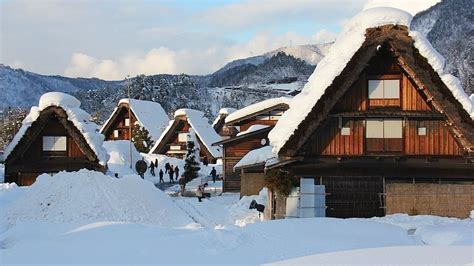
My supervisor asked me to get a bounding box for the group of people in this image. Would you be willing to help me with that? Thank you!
[145,159,181,184]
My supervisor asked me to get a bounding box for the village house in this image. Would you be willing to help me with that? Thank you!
[266,8,474,219]
[213,97,291,193]
[212,108,239,140]
[149,109,222,162]
[3,92,108,186]
[100,98,169,142]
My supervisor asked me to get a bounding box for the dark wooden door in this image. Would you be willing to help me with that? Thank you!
[320,176,384,218]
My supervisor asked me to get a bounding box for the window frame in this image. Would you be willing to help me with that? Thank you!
[365,118,404,153]
[42,135,68,156]
[367,74,402,108]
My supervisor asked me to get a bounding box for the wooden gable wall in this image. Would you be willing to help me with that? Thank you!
[304,50,463,157]
[103,106,138,140]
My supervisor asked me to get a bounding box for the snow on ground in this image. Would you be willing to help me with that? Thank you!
[269,245,473,265]
[0,169,194,227]
[0,171,472,264]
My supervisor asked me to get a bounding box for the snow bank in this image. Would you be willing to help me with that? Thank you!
[101,99,169,141]
[269,7,473,154]
[236,124,269,136]
[268,246,474,265]
[415,222,473,245]
[2,169,194,226]
[234,146,275,170]
[3,92,108,165]
[230,187,268,227]
[225,97,291,124]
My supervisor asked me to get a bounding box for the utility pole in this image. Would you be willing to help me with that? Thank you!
[127,75,133,169]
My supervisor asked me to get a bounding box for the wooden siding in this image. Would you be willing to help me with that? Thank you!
[405,120,462,155]
[104,107,137,140]
[239,119,278,132]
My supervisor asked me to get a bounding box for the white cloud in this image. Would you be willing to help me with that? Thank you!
[64,48,177,80]
[363,0,441,15]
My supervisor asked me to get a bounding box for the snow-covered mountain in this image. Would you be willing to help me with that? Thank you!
[215,43,331,74]
[0,64,122,108]
[411,0,473,94]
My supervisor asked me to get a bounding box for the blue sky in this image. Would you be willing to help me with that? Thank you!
[0,0,439,80]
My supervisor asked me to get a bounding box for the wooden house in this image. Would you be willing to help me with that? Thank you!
[212,108,239,140]
[213,97,291,192]
[149,109,222,162]
[3,92,108,186]
[267,9,474,218]
[100,99,169,142]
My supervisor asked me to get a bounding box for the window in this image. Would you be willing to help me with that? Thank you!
[113,130,119,138]
[366,119,403,152]
[43,136,67,153]
[178,133,189,142]
[368,79,400,99]
[124,118,130,127]
[418,127,427,136]
[340,127,351,136]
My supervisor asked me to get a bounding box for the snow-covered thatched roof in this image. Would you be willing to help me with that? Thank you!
[225,97,292,124]
[150,108,222,159]
[269,7,474,155]
[4,92,108,165]
[234,146,275,170]
[100,98,169,141]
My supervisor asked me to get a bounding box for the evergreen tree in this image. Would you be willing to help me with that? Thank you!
[183,129,201,183]
[131,124,154,153]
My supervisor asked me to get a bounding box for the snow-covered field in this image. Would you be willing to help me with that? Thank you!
[0,168,472,264]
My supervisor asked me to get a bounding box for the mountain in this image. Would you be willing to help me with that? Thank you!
[411,0,473,94]
[0,64,122,108]
[215,43,331,74]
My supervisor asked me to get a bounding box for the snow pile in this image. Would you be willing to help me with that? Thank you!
[234,146,275,170]
[415,222,473,245]
[174,109,221,158]
[230,187,268,227]
[101,99,169,141]
[2,169,194,226]
[371,213,460,231]
[225,97,291,124]
[236,124,269,136]
[269,7,473,154]
[103,140,141,177]
[3,92,108,165]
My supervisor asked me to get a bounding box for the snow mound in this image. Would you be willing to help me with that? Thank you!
[3,92,108,165]
[2,169,194,227]
[415,222,473,245]
[230,187,268,227]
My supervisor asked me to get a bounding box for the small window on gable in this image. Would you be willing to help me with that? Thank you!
[113,130,119,138]
[368,79,400,99]
[43,136,67,153]
[366,119,403,153]
[124,118,130,127]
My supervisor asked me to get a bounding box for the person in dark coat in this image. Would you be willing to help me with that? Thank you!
[178,175,186,195]
[210,167,217,183]
[174,166,179,181]
[155,158,158,168]
[149,161,156,176]
[165,162,171,173]
[168,165,174,183]
[159,169,164,183]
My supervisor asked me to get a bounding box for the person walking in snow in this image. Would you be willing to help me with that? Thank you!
[178,175,186,195]
[149,161,156,176]
[168,165,174,183]
[155,158,158,168]
[196,184,205,202]
[210,167,217,183]
[174,166,179,181]
[159,169,164,183]
[165,162,171,174]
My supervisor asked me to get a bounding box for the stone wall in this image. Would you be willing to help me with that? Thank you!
[386,183,474,218]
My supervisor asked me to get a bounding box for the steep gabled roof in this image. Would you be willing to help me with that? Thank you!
[149,109,222,159]
[4,92,108,165]
[269,7,474,156]
[100,99,169,141]
[225,97,292,125]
